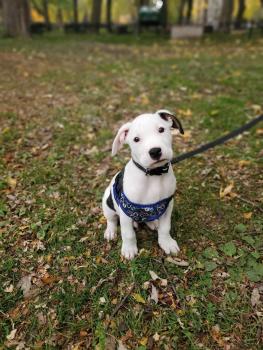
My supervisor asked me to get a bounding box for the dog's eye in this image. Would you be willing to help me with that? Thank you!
[159,127,165,133]
[134,137,140,143]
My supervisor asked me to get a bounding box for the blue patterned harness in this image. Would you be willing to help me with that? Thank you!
[108,168,174,222]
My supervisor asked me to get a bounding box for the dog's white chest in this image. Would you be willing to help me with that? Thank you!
[123,160,176,205]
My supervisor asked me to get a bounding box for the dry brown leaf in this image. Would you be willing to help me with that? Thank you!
[17,275,32,298]
[251,288,261,307]
[149,270,159,280]
[105,336,116,350]
[149,270,167,286]
[182,130,192,140]
[99,297,106,305]
[6,329,17,341]
[211,324,225,347]
[166,256,189,267]
[4,284,14,293]
[150,284,159,304]
[251,104,262,114]
[41,274,58,285]
[118,341,128,350]
[256,128,263,135]
[153,333,160,341]
[37,312,47,326]
[219,181,234,198]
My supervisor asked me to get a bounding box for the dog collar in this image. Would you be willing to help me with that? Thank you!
[132,159,170,176]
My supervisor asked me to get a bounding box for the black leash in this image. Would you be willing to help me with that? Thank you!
[172,114,263,165]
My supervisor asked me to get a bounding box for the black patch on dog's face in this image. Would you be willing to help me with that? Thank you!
[158,112,184,135]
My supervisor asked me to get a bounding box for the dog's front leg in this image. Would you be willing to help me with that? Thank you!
[158,200,180,255]
[120,212,138,260]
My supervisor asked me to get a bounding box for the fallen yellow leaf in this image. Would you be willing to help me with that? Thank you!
[132,293,146,304]
[7,177,17,189]
[238,160,251,167]
[99,216,106,224]
[178,108,192,117]
[139,337,148,346]
[243,212,252,220]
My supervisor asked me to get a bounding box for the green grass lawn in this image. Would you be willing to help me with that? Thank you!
[0,32,263,350]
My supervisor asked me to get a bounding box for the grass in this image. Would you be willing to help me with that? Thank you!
[0,31,263,349]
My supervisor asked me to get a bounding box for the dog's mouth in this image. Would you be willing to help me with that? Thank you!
[151,158,168,166]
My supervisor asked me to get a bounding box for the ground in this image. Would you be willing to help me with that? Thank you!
[0,32,263,350]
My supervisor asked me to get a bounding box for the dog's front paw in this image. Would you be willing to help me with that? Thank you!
[121,242,138,260]
[104,227,117,241]
[159,237,180,255]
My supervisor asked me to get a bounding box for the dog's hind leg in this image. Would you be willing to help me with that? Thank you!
[102,187,118,241]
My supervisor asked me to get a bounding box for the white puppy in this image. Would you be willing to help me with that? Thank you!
[102,110,184,260]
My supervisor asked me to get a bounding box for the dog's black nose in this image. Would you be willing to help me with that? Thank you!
[149,147,162,160]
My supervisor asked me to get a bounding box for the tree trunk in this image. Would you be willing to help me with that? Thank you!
[186,0,193,24]
[106,0,112,32]
[219,0,234,33]
[42,0,51,29]
[2,0,31,37]
[235,0,245,29]
[161,0,168,30]
[91,0,102,32]
[56,7,64,30]
[73,0,78,24]
[178,0,187,25]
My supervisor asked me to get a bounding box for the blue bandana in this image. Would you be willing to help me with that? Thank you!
[111,170,173,222]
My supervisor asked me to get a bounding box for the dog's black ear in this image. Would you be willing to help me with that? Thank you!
[156,109,184,135]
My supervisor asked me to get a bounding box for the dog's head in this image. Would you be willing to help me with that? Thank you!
[112,110,184,168]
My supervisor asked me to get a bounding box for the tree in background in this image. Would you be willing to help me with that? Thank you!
[106,0,112,32]
[73,0,78,24]
[161,0,168,29]
[178,0,194,24]
[31,0,51,28]
[43,0,51,28]
[2,0,31,37]
[235,0,246,28]
[219,0,234,32]
[91,0,102,32]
